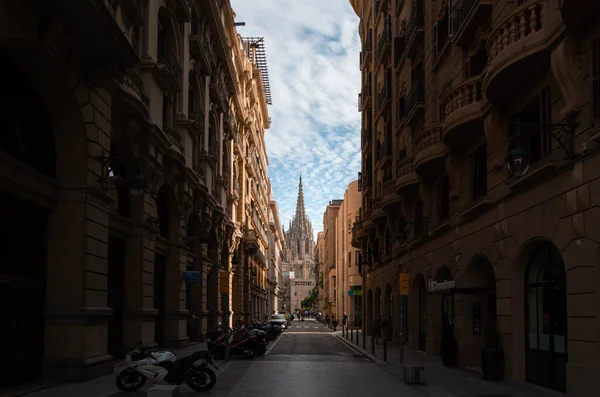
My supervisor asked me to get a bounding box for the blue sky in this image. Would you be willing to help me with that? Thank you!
[230,0,361,235]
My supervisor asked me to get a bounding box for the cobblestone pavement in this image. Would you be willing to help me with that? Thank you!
[332,328,563,397]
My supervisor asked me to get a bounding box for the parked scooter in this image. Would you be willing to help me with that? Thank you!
[115,342,217,393]
[207,325,267,358]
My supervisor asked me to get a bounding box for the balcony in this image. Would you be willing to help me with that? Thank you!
[441,74,486,150]
[362,31,373,68]
[376,19,392,64]
[404,80,425,127]
[362,208,377,233]
[210,75,227,111]
[172,0,191,22]
[404,6,424,60]
[377,79,392,117]
[371,195,387,225]
[452,0,492,47]
[362,77,373,109]
[376,135,392,170]
[351,219,367,248]
[414,126,446,178]
[395,157,420,197]
[362,125,373,154]
[483,0,563,105]
[394,37,406,68]
[51,0,141,70]
[381,178,401,212]
[121,0,148,26]
[156,46,182,93]
[190,24,216,75]
[188,95,204,129]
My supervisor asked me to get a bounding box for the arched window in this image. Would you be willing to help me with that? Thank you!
[525,242,567,392]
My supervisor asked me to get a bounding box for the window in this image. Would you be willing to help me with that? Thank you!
[470,144,487,200]
[437,174,450,222]
[509,86,552,165]
[465,47,488,79]
[592,39,600,119]
[348,252,352,267]
[433,9,449,60]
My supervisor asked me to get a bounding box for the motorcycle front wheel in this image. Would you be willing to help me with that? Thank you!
[116,368,147,392]
[187,367,217,392]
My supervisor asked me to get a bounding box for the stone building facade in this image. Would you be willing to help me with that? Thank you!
[334,180,363,326]
[322,200,343,317]
[268,186,286,314]
[350,0,600,395]
[0,0,281,390]
[315,231,325,312]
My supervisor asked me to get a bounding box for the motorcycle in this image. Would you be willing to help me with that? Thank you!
[251,321,280,341]
[115,342,217,393]
[207,325,267,358]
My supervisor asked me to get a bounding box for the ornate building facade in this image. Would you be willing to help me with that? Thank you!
[350,0,600,395]
[0,0,281,390]
[284,177,316,311]
[322,200,343,317]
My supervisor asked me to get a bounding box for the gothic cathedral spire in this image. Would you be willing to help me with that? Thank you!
[294,175,306,228]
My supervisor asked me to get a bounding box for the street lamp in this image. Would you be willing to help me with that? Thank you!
[97,153,148,197]
[506,116,578,178]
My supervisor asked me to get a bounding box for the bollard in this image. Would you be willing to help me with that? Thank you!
[356,330,359,346]
[383,340,387,362]
[350,328,353,342]
[345,327,347,339]
[371,336,375,355]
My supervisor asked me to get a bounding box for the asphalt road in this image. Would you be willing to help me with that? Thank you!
[21,319,422,397]
[207,318,422,397]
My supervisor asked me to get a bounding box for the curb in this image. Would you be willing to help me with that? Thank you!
[334,334,384,364]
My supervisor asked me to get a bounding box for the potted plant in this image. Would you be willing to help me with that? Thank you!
[440,318,458,366]
[481,321,504,381]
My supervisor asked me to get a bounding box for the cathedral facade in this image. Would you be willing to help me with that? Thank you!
[283,177,316,311]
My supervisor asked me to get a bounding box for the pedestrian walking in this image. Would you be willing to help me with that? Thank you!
[332,316,338,332]
[342,312,348,329]
[373,315,382,344]
[325,314,330,328]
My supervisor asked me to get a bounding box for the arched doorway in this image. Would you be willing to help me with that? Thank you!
[525,242,567,392]
[0,52,55,387]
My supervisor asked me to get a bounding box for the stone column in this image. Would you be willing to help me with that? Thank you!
[43,187,114,380]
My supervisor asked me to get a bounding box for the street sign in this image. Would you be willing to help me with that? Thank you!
[399,272,410,296]
[182,271,200,283]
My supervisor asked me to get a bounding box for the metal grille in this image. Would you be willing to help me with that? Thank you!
[242,37,273,105]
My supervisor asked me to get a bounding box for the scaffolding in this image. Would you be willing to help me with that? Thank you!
[242,37,273,105]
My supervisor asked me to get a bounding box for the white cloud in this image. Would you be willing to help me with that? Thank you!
[231,0,361,235]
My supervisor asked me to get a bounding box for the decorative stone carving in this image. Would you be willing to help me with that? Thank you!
[483,111,508,170]
[445,154,461,199]
[551,35,584,119]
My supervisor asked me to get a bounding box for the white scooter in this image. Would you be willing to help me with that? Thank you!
[115,342,217,393]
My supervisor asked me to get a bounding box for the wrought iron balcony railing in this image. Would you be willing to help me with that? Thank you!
[404,5,424,46]
[157,45,182,91]
[405,80,425,117]
[376,18,392,62]
[377,79,392,113]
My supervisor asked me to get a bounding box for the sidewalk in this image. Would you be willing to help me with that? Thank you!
[6,342,232,397]
[332,328,563,397]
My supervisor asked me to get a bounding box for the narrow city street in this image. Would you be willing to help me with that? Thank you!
[208,318,419,397]
[17,319,422,397]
